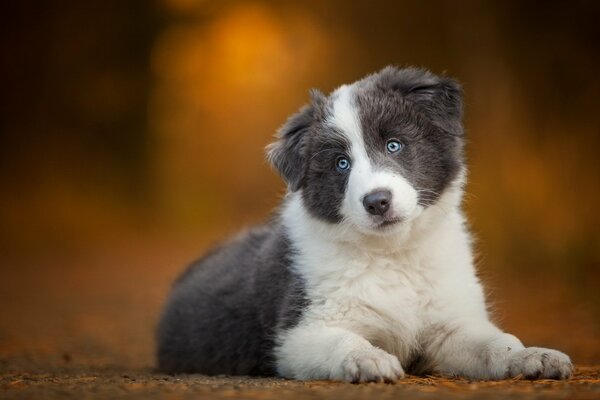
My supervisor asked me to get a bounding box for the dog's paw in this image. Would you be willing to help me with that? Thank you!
[507,347,573,380]
[336,347,404,383]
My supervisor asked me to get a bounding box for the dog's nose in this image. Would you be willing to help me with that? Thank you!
[363,190,392,216]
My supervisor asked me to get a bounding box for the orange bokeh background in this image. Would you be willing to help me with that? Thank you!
[0,0,599,369]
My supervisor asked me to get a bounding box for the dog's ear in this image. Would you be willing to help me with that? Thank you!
[266,90,325,191]
[378,66,463,135]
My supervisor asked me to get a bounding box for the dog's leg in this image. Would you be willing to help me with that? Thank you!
[425,320,573,380]
[275,325,404,382]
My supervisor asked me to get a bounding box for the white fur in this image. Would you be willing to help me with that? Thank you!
[274,84,572,382]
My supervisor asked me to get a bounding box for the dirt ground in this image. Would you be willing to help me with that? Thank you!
[1,234,599,399]
[1,366,599,400]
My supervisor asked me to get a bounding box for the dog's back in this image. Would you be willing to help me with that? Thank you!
[156,223,306,375]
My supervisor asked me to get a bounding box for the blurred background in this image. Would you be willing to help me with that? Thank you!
[0,0,598,371]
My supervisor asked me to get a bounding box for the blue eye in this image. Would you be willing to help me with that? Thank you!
[336,156,350,171]
[386,139,403,153]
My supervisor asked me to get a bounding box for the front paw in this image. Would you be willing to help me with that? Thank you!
[336,347,404,383]
[508,347,573,379]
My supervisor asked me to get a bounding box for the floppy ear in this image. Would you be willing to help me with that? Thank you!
[266,90,325,191]
[378,66,463,135]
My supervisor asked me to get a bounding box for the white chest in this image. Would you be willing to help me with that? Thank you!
[299,246,434,361]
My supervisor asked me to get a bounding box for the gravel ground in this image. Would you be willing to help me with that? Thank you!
[1,365,600,400]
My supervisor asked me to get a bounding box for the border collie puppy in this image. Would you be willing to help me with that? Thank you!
[156,66,572,382]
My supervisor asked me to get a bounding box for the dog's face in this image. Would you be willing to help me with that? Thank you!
[268,67,464,235]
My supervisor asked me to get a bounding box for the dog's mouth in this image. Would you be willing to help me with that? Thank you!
[376,217,403,229]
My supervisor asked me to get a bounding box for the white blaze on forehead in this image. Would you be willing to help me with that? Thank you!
[328,85,365,154]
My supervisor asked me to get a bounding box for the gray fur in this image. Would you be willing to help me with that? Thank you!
[353,67,464,206]
[266,89,328,193]
[156,222,308,375]
[156,66,464,375]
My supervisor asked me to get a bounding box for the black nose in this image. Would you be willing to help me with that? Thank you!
[363,190,392,216]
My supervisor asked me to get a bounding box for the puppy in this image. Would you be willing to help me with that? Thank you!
[156,66,573,382]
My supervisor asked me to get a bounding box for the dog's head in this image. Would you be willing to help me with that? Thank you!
[267,66,464,235]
